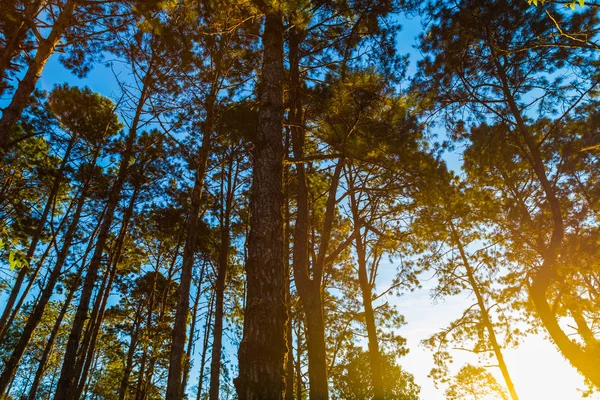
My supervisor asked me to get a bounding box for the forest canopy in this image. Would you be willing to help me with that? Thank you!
[0,0,599,399]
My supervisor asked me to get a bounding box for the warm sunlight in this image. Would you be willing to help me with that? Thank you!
[1,0,599,399]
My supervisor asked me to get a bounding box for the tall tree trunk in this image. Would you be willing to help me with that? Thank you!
[135,259,163,400]
[356,235,385,400]
[303,294,328,399]
[0,146,100,395]
[166,86,215,399]
[347,182,385,400]
[0,184,74,347]
[290,155,344,400]
[27,260,83,400]
[0,0,78,151]
[182,281,201,398]
[208,232,228,400]
[284,141,295,400]
[197,288,216,400]
[234,8,287,400]
[0,136,75,340]
[209,155,235,400]
[54,77,147,399]
[285,308,295,400]
[0,193,89,347]
[118,313,141,400]
[295,320,304,400]
[493,54,600,387]
[135,344,149,400]
[72,258,111,392]
[449,223,520,400]
[288,25,332,400]
[73,188,139,398]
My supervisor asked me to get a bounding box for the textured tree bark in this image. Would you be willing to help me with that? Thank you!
[303,294,329,399]
[234,9,287,400]
[0,146,100,395]
[0,0,78,151]
[288,26,332,400]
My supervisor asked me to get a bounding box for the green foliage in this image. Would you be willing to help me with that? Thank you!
[331,344,420,400]
[445,364,508,400]
[48,84,123,143]
[528,0,584,9]
[1,0,599,398]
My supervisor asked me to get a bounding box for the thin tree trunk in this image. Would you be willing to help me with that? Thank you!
[285,312,295,400]
[493,53,600,387]
[118,314,141,400]
[290,156,343,400]
[182,281,201,397]
[27,266,83,400]
[135,260,163,400]
[74,188,139,398]
[0,136,75,340]
[4,373,15,399]
[449,223,520,400]
[72,260,111,391]
[0,136,75,339]
[356,237,385,400]
[135,346,149,400]
[0,146,100,395]
[54,68,150,399]
[0,185,74,348]
[0,0,78,151]
[284,138,295,400]
[348,181,385,400]
[287,24,331,400]
[295,319,304,400]
[166,85,214,398]
[235,8,287,400]
[209,155,235,400]
[197,288,216,400]
[81,353,98,399]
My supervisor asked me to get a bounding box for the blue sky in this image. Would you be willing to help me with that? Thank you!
[25,10,600,400]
